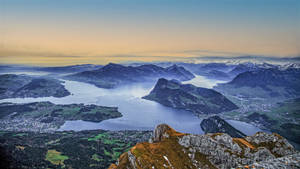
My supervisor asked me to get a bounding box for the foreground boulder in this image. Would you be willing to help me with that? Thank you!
[109,124,298,169]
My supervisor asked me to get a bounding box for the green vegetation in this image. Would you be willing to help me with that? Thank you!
[87,132,128,160]
[88,133,108,141]
[92,154,103,162]
[13,133,28,137]
[0,130,152,169]
[46,150,69,166]
[255,99,300,145]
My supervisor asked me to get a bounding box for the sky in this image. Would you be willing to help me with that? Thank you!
[0,0,299,66]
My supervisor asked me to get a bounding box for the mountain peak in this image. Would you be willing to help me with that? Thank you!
[66,63,194,88]
[156,77,170,84]
[152,124,182,142]
[109,124,298,169]
[104,63,123,68]
[168,64,179,68]
[143,78,238,114]
[166,64,184,71]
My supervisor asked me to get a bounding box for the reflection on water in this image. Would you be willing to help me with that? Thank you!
[226,120,268,136]
[0,74,263,135]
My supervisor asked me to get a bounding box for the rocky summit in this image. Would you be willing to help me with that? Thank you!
[109,124,299,169]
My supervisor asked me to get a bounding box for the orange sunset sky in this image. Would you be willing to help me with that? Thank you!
[0,0,299,66]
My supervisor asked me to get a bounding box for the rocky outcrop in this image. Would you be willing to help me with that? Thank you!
[152,123,177,142]
[245,152,300,169]
[109,124,298,169]
[143,78,238,114]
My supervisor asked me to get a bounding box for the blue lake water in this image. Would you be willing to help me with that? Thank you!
[0,74,263,135]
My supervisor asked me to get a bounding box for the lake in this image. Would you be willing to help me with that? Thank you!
[0,74,263,135]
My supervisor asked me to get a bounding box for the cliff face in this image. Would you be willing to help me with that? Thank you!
[109,124,298,169]
[200,116,246,138]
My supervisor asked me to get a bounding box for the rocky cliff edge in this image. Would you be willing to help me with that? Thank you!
[109,124,299,169]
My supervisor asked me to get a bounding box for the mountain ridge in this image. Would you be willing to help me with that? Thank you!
[65,63,195,88]
[0,74,70,99]
[109,124,298,169]
[215,67,300,99]
[201,116,246,138]
[143,78,238,114]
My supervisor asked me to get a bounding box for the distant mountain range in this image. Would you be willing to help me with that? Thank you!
[180,63,234,81]
[178,62,286,81]
[65,63,195,88]
[215,67,300,99]
[143,78,238,114]
[227,62,279,77]
[0,74,70,99]
[0,64,102,74]
[37,64,103,73]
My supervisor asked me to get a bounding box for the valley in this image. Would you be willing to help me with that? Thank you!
[2,1,300,168]
[220,98,300,147]
[0,74,263,135]
[0,62,299,168]
[0,129,151,169]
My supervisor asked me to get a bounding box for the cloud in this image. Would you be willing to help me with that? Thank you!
[0,49,84,58]
[181,49,251,56]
